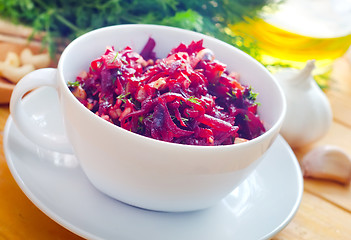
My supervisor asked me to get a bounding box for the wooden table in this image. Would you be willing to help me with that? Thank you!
[1,48,351,240]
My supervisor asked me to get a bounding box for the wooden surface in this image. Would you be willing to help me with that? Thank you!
[1,40,351,240]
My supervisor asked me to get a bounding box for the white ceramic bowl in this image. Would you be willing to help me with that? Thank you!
[11,24,286,212]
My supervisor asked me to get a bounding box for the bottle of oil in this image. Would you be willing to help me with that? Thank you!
[230,0,351,87]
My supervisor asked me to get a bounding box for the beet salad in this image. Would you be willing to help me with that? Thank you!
[68,38,265,146]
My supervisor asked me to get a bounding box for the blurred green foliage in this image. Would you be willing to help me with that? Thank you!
[0,0,274,56]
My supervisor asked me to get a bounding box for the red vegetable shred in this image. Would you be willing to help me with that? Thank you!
[69,38,265,146]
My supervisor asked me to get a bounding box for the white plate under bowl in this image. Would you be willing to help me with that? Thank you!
[3,87,303,240]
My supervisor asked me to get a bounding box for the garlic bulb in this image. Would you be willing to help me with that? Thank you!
[273,60,332,148]
[301,145,351,185]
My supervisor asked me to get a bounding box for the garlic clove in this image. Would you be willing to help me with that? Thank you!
[301,145,351,185]
[274,60,333,148]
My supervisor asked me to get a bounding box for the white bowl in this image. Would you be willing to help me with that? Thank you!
[12,24,286,212]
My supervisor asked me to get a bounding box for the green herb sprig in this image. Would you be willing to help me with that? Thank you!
[0,0,275,58]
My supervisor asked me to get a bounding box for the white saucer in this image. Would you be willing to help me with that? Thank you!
[3,88,303,240]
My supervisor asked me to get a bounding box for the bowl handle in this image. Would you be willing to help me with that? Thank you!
[10,68,73,153]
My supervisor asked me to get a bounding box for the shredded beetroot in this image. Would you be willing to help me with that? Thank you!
[69,38,265,146]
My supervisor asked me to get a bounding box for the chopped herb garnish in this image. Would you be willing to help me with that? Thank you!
[68,81,80,87]
[117,92,131,103]
[188,96,201,104]
[181,117,189,122]
[226,90,237,99]
[110,52,119,63]
[248,88,259,101]
[226,91,234,98]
